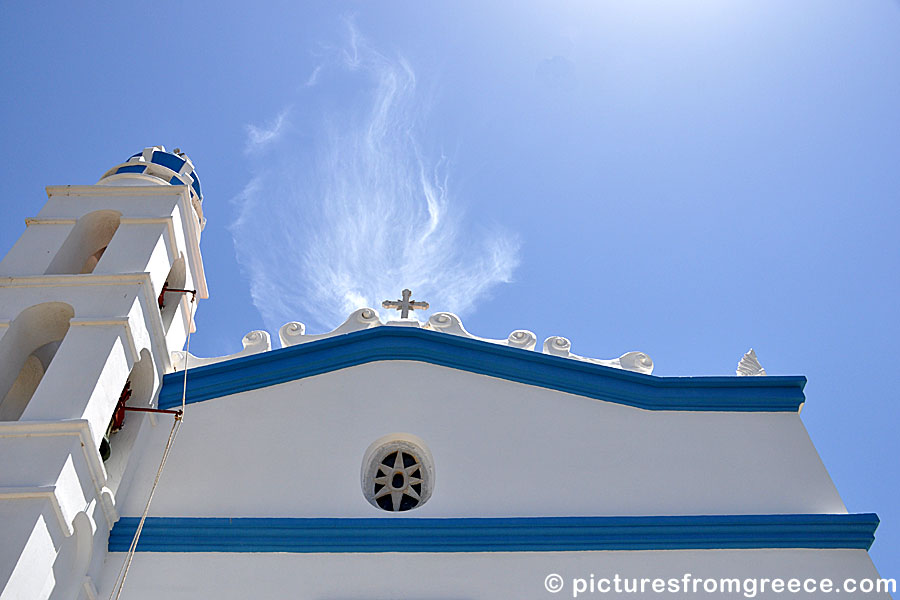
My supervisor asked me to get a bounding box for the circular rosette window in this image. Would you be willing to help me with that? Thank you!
[361,434,435,512]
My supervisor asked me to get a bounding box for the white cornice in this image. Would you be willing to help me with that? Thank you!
[0,272,149,288]
[24,217,77,225]
[46,184,177,197]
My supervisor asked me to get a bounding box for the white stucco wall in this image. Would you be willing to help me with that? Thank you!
[95,549,891,599]
[120,360,845,518]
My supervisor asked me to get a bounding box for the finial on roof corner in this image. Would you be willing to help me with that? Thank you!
[736,348,767,376]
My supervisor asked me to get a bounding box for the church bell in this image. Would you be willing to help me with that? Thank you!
[100,382,131,461]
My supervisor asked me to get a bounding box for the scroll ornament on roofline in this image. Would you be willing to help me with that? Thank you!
[279,308,381,348]
[172,330,270,370]
[426,312,537,351]
[172,301,653,375]
[543,336,654,375]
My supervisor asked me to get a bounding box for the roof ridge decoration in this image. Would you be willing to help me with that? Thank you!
[272,309,651,374]
[158,326,806,412]
[180,310,653,374]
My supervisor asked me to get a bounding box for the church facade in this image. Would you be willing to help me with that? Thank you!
[0,148,890,599]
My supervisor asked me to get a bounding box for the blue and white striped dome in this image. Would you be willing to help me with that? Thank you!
[99,146,205,229]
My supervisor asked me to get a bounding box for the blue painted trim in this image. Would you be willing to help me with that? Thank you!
[160,327,806,412]
[190,168,202,198]
[151,150,186,173]
[115,165,146,174]
[109,514,878,553]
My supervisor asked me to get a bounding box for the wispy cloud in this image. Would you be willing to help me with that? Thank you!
[244,108,291,153]
[231,22,520,333]
[304,65,322,88]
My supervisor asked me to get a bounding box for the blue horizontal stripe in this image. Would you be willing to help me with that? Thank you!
[159,327,806,412]
[108,514,878,553]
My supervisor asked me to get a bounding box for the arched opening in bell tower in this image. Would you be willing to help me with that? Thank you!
[0,302,75,420]
[45,210,121,275]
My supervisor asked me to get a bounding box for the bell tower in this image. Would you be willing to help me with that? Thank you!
[0,147,208,600]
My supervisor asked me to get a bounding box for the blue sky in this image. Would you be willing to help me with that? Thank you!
[1,1,898,576]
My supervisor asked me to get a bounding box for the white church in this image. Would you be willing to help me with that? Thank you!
[0,147,890,599]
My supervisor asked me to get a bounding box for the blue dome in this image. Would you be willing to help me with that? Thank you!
[101,146,203,203]
[98,146,206,229]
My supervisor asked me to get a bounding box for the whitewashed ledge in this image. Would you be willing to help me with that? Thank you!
[173,310,654,375]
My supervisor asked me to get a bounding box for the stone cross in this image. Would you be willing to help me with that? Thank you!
[382,289,429,319]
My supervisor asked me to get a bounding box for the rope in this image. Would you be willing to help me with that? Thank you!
[108,293,196,600]
[180,292,195,418]
[108,415,180,600]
